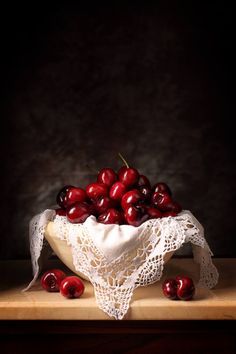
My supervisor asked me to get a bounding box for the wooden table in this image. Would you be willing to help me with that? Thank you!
[0,258,235,353]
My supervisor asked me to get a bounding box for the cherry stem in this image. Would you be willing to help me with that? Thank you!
[118,152,129,167]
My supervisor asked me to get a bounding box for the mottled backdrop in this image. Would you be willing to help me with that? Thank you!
[1,2,235,259]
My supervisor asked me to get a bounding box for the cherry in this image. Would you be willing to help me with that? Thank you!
[138,185,152,201]
[56,185,74,209]
[94,196,115,214]
[118,166,139,187]
[162,211,178,217]
[147,207,162,219]
[97,168,117,187]
[162,276,195,301]
[66,202,91,223]
[60,276,85,299]
[64,187,87,207]
[86,183,108,201]
[152,182,172,195]
[162,278,178,300]
[109,181,127,202]
[167,201,182,213]
[55,208,66,216]
[98,208,124,225]
[176,276,195,300]
[151,192,173,211]
[41,269,66,292]
[121,189,143,210]
[137,175,151,188]
[124,205,149,227]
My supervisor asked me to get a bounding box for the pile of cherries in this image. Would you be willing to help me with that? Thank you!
[56,156,182,227]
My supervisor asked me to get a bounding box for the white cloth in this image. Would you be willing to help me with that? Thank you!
[24,209,219,320]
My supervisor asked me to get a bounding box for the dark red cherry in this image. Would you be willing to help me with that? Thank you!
[118,166,139,187]
[167,201,182,213]
[162,278,178,300]
[64,187,87,207]
[56,185,74,208]
[86,183,108,201]
[121,189,143,210]
[137,175,151,188]
[41,269,66,292]
[152,182,172,195]
[97,168,117,187]
[162,211,178,217]
[60,276,84,299]
[109,182,127,202]
[66,202,91,223]
[147,207,162,219]
[124,205,149,227]
[138,185,152,201]
[98,208,124,225]
[94,196,115,214]
[55,208,66,216]
[151,192,173,211]
[175,276,195,300]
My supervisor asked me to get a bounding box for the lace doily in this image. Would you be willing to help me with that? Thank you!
[24,209,219,320]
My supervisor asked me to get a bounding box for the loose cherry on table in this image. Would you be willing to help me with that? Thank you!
[162,276,195,300]
[41,269,66,292]
[60,276,85,299]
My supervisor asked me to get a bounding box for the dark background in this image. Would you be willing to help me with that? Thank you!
[0,1,235,259]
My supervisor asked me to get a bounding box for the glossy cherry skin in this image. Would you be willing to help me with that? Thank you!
[64,187,87,207]
[66,202,91,223]
[60,276,84,299]
[56,185,74,208]
[176,276,195,300]
[147,207,162,219]
[168,201,182,213]
[55,208,66,216]
[138,185,152,201]
[137,175,151,188]
[121,189,143,210]
[118,166,139,187]
[152,182,172,195]
[97,168,117,187]
[41,269,66,292]
[162,278,178,300]
[86,183,108,201]
[94,196,115,214]
[151,192,173,211]
[124,205,149,227]
[162,211,177,217]
[98,208,124,225]
[109,181,127,202]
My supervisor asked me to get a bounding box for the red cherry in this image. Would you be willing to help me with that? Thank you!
[86,183,108,201]
[124,205,149,227]
[66,202,91,223]
[109,181,127,202]
[138,185,152,201]
[137,175,151,188]
[147,207,162,219]
[64,187,87,207]
[98,208,124,225]
[152,182,172,195]
[118,166,139,187]
[175,276,195,300]
[41,269,66,292]
[162,278,178,300]
[94,196,115,214]
[168,201,182,213]
[97,168,117,187]
[55,208,66,216]
[121,189,143,210]
[56,185,74,208]
[151,192,173,211]
[60,276,84,299]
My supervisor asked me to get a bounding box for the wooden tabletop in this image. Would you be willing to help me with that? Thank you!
[0,258,235,320]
